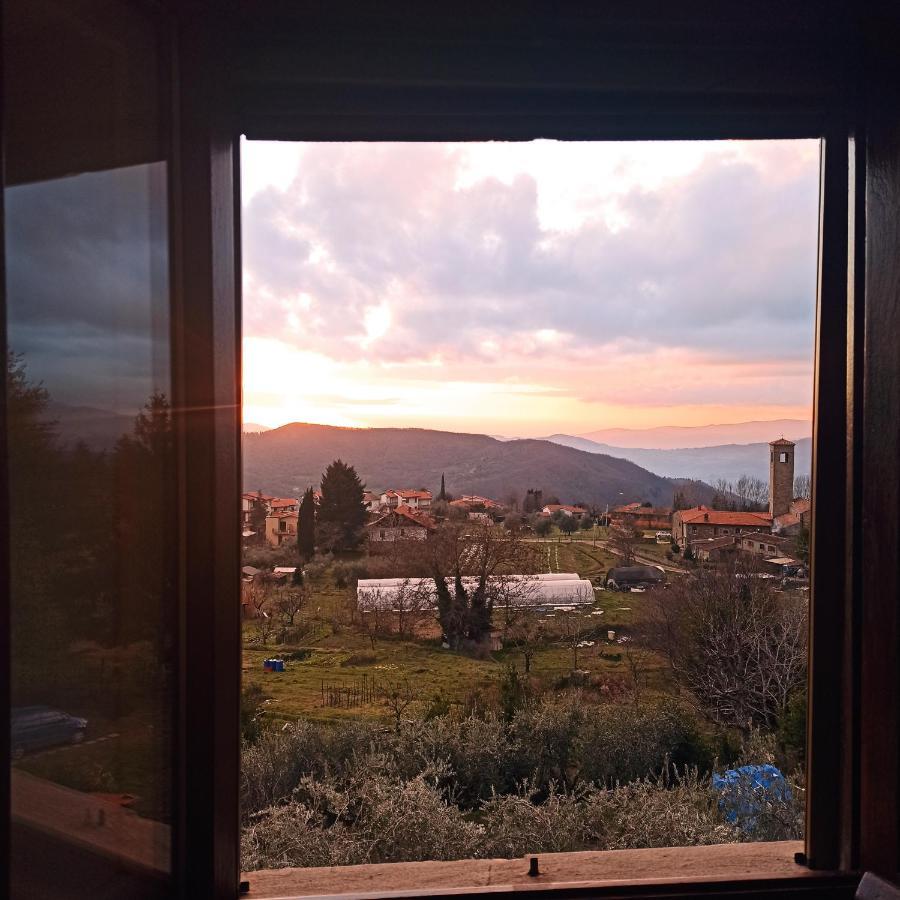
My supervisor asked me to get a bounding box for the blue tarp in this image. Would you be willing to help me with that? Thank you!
[712,764,791,832]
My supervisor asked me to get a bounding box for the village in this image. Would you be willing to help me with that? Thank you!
[241,436,810,598]
[234,436,811,869]
[237,436,810,722]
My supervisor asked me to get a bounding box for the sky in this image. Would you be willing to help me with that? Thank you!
[6,162,170,415]
[240,139,821,438]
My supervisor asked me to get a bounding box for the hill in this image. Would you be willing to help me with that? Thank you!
[242,423,710,508]
[578,419,810,450]
[45,402,134,449]
[547,434,812,484]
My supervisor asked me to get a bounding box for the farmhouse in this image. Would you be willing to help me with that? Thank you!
[367,505,436,542]
[738,531,797,559]
[693,534,743,563]
[672,507,773,549]
[362,491,381,512]
[449,495,504,522]
[610,504,672,531]
[541,504,588,520]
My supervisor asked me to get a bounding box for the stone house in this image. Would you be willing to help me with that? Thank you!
[367,505,436,542]
[672,506,773,549]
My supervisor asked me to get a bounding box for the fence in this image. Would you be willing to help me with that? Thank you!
[321,674,380,708]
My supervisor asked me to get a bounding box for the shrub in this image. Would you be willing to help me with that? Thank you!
[593,767,735,849]
[243,766,484,870]
[240,707,806,871]
[240,683,269,745]
[341,652,376,667]
[481,786,601,858]
[302,553,334,582]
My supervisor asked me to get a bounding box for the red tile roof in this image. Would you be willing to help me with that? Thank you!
[774,513,801,529]
[770,438,796,446]
[270,497,299,508]
[368,505,436,531]
[612,502,643,513]
[677,506,772,527]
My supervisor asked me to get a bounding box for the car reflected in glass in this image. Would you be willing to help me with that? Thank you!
[11,706,88,758]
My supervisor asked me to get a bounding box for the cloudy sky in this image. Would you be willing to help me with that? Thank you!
[7,162,170,416]
[243,139,820,438]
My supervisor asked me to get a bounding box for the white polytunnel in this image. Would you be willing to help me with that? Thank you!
[356,574,594,610]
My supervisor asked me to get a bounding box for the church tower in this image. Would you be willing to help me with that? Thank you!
[769,438,795,518]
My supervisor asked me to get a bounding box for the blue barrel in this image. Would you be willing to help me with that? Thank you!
[276,660,285,672]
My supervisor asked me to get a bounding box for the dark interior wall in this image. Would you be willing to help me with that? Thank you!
[231,0,859,141]
[4,0,166,185]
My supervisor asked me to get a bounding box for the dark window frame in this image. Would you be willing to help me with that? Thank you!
[5,2,900,899]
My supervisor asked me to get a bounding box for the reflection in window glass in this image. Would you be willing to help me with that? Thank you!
[5,1,175,894]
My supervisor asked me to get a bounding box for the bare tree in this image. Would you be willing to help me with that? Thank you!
[649,561,807,730]
[506,605,545,674]
[242,576,272,618]
[711,479,735,511]
[393,577,433,638]
[253,608,278,646]
[735,474,768,511]
[794,474,812,500]
[427,522,538,649]
[381,678,416,732]
[272,584,307,627]
[608,526,643,565]
[622,644,653,706]
[554,605,594,671]
[361,606,385,650]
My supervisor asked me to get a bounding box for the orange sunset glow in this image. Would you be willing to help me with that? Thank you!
[241,139,819,440]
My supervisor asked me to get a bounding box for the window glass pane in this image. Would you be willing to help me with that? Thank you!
[238,139,818,893]
[5,0,174,894]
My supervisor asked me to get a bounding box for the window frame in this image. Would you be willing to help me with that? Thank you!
[6,2,900,899]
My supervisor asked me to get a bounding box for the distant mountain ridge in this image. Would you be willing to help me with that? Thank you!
[578,419,811,450]
[242,422,716,508]
[547,434,812,484]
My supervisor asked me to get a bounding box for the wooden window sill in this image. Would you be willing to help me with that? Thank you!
[242,840,851,899]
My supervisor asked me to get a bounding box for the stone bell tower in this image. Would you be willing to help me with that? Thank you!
[769,438,795,518]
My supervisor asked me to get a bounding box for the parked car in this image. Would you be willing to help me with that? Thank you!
[11,706,88,758]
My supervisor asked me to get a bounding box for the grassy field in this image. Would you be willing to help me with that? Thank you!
[242,539,674,725]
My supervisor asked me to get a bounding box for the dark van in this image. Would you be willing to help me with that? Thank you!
[11,706,88,758]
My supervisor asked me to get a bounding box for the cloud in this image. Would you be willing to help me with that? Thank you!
[242,140,819,386]
[6,163,169,413]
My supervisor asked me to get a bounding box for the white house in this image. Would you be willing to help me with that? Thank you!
[380,489,432,510]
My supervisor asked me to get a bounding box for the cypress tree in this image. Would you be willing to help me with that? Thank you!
[297,486,316,560]
[318,459,367,551]
[438,473,446,501]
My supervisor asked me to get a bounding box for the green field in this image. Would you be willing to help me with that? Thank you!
[242,539,673,725]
